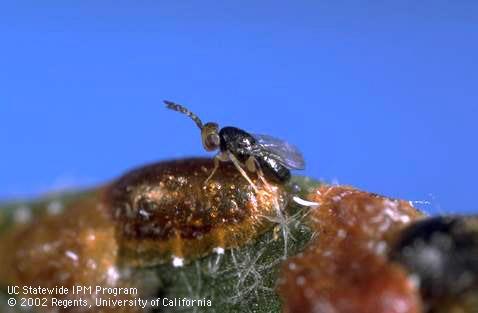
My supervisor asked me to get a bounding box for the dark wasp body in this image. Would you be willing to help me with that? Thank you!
[165,101,304,189]
[219,126,291,183]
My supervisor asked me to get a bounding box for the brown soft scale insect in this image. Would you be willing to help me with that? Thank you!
[278,185,424,313]
[0,189,145,313]
[105,157,288,267]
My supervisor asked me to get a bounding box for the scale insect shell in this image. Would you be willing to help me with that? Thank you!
[106,158,288,266]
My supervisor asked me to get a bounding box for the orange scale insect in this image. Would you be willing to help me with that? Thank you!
[103,157,288,267]
[278,185,425,313]
[0,191,146,313]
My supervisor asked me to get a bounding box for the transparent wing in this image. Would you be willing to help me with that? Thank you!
[252,134,305,170]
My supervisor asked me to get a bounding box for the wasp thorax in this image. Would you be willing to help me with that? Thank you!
[201,122,220,151]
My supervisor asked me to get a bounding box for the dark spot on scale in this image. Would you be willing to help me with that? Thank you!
[390,215,478,299]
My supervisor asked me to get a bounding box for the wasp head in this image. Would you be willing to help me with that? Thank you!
[201,122,220,151]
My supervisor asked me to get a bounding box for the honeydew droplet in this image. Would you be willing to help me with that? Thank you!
[172,256,184,267]
[213,247,225,255]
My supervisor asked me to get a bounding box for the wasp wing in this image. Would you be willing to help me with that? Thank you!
[252,134,305,170]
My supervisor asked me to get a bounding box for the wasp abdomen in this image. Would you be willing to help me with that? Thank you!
[257,156,291,183]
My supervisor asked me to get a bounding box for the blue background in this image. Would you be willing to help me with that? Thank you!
[1,1,477,214]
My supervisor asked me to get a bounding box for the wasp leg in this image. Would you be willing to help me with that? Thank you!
[247,156,273,192]
[204,156,220,186]
[245,156,256,172]
[228,152,259,193]
[204,153,229,185]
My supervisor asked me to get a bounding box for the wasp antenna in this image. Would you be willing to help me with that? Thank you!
[164,100,204,129]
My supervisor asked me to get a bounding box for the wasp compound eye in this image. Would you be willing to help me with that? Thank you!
[205,134,220,150]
